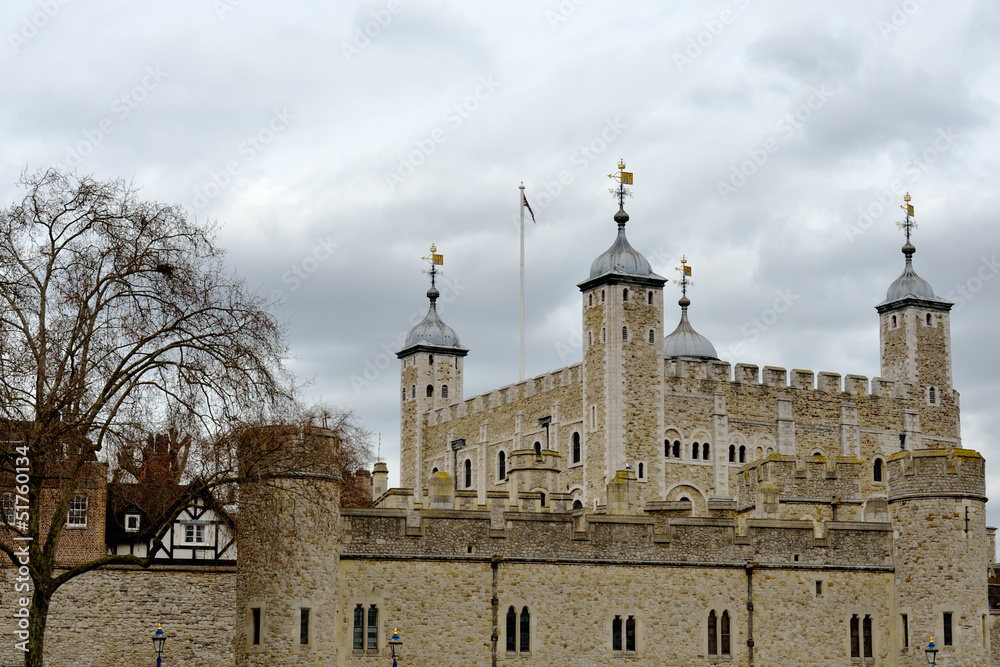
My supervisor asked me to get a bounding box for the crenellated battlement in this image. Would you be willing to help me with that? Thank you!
[886,447,986,501]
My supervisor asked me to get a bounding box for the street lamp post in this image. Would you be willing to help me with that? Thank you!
[924,637,938,665]
[152,623,167,667]
[388,628,402,667]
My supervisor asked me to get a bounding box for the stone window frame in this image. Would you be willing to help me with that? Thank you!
[896,607,911,651]
[621,325,628,343]
[607,610,642,655]
[463,458,473,489]
[890,314,899,330]
[846,608,876,662]
[648,328,655,344]
[927,386,938,406]
[636,461,647,481]
[705,607,733,660]
[873,457,884,484]
[923,311,936,327]
[569,432,582,467]
[350,599,385,656]
[503,600,533,656]
[442,384,449,399]
[245,601,267,653]
[497,449,508,482]
[934,604,958,647]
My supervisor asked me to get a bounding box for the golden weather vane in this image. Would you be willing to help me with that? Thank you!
[895,192,917,244]
[420,243,444,287]
[608,159,634,209]
[673,255,693,297]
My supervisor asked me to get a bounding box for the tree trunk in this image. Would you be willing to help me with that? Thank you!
[23,588,50,667]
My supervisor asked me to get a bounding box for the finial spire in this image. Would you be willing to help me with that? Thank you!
[896,192,918,257]
[673,255,693,306]
[421,243,444,292]
[608,159,634,225]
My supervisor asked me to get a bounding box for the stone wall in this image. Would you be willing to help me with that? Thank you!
[0,565,235,667]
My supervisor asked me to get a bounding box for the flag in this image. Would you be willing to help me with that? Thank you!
[683,266,692,276]
[621,171,633,185]
[432,254,444,265]
[906,204,914,216]
[522,192,536,223]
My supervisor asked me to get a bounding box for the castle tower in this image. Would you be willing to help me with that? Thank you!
[876,195,954,402]
[577,162,666,505]
[396,245,468,492]
[887,448,990,665]
[235,426,342,666]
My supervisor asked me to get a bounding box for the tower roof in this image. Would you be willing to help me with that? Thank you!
[663,257,718,360]
[876,195,952,311]
[587,207,661,281]
[397,246,469,358]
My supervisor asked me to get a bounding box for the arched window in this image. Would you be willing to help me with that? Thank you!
[929,386,936,404]
[411,385,416,399]
[572,499,583,510]
[498,451,506,481]
[625,616,636,651]
[601,289,605,303]
[506,607,517,652]
[672,440,680,458]
[589,293,593,307]
[622,326,628,342]
[623,288,629,301]
[534,441,542,456]
[612,615,623,651]
[572,432,581,464]
[874,458,883,482]
[637,462,644,479]
[428,354,434,365]
[692,442,700,460]
[426,384,433,397]
[850,615,860,658]
[664,440,670,457]
[464,459,472,488]
[431,467,439,475]
[891,315,897,327]
[926,313,932,325]
[708,610,718,655]
[739,445,746,463]
[703,442,710,460]
[862,615,873,658]
[648,329,655,344]
[648,291,653,305]
[589,332,593,346]
[353,604,364,649]
[367,605,378,649]
[721,611,730,655]
[729,445,736,463]
[519,607,530,652]
[401,387,406,401]
[441,384,449,399]
[602,327,606,343]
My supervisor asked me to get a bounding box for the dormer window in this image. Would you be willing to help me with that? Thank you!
[124,504,141,533]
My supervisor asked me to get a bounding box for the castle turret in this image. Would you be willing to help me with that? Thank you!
[888,448,990,665]
[577,161,665,505]
[397,245,468,492]
[236,426,342,666]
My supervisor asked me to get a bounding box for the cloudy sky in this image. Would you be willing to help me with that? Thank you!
[3,0,999,522]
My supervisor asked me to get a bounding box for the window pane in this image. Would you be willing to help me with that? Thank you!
[862,615,872,658]
[612,616,622,651]
[708,610,717,655]
[353,605,364,649]
[252,608,261,645]
[721,611,730,655]
[625,616,636,651]
[506,607,516,652]
[850,615,860,658]
[299,609,310,645]
[368,606,378,649]
[943,612,953,646]
[519,607,530,652]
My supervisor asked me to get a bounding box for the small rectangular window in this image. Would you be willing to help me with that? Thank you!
[815,581,822,596]
[67,494,88,528]
[901,613,908,648]
[300,608,310,645]
[252,608,261,645]
[184,523,205,544]
[943,612,953,646]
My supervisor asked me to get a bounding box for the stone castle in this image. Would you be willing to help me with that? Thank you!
[231,177,997,666]
[5,177,997,666]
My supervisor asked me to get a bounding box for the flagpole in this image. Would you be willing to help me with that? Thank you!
[519,182,525,382]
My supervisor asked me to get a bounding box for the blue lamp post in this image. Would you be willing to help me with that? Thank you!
[152,623,167,667]
[925,637,938,665]
[388,628,402,667]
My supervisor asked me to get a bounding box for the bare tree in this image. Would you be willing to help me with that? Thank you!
[0,169,369,665]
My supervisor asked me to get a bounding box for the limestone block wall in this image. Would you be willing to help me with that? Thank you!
[0,565,235,666]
